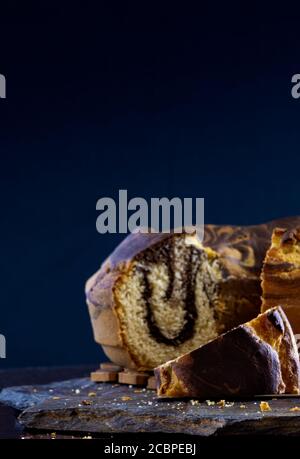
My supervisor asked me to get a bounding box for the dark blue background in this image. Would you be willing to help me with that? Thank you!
[1,3,300,368]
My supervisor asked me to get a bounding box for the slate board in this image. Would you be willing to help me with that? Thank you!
[1,377,300,436]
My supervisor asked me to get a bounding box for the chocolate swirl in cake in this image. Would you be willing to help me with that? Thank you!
[135,240,201,346]
[262,226,300,334]
[86,216,300,370]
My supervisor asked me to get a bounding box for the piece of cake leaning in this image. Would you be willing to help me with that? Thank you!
[154,307,300,398]
[85,217,300,384]
[261,227,300,342]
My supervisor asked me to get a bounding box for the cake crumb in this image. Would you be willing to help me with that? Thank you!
[290,406,300,412]
[225,402,235,408]
[50,432,56,439]
[217,400,226,408]
[260,401,271,412]
[190,399,199,406]
[88,392,96,397]
[82,435,92,439]
[121,396,132,401]
[52,396,61,400]
[206,400,215,406]
[82,399,92,405]
[240,405,246,409]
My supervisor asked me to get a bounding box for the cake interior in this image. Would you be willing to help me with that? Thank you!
[114,233,259,369]
[262,227,300,334]
[156,307,300,397]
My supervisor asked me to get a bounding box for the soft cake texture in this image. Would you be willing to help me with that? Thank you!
[86,217,300,371]
[262,227,300,335]
[155,307,300,398]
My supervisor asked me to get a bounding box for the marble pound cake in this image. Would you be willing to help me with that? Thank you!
[262,227,300,334]
[155,307,300,398]
[86,217,300,371]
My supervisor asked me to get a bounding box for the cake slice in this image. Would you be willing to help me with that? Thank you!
[154,307,300,398]
[86,217,300,371]
[261,227,300,335]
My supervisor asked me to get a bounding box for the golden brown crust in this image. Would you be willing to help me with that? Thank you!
[86,217,300,370]
[261,227,300,334]
[85,266,140,369]
[278,308,300,393]
[90,216,300,281]
[154,307,300,398]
